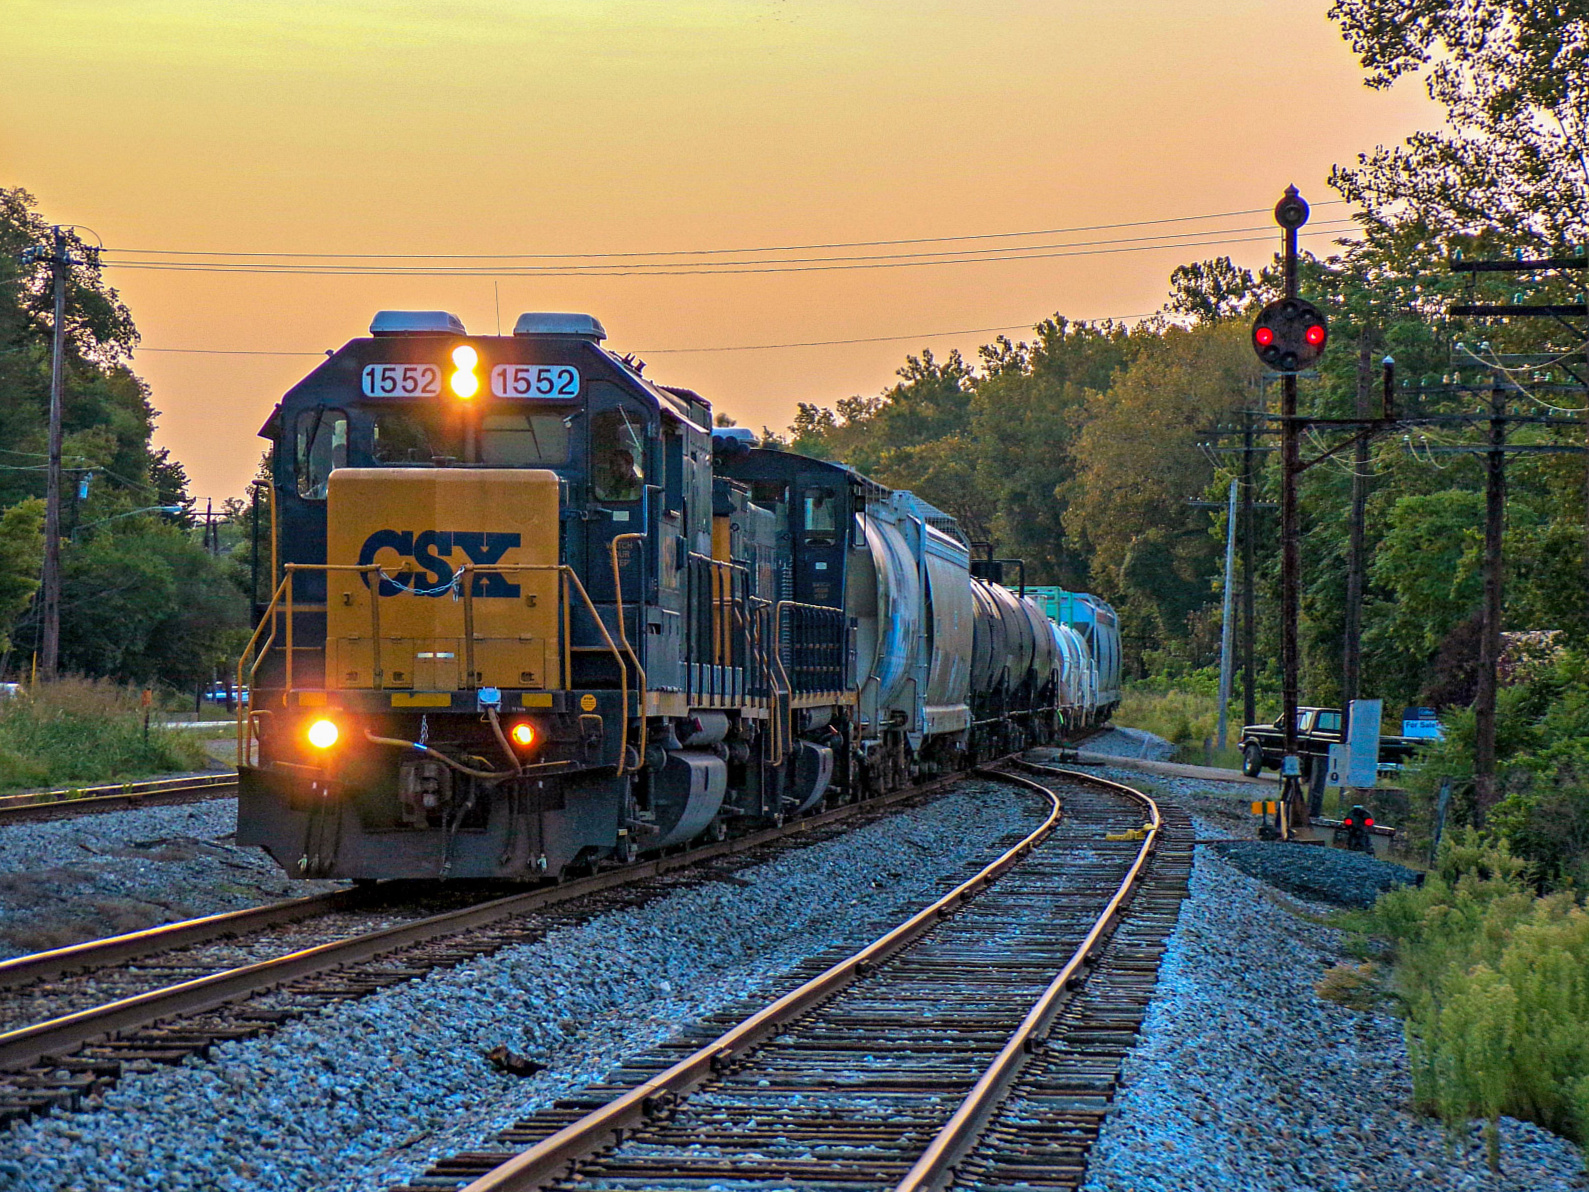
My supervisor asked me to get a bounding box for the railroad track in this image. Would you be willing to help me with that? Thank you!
[0,772,238,825]
[0,767,993,1126]
[389,760,1192,1192]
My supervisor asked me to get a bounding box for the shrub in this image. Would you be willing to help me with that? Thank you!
[0,677,213,793]
[1373,831,1589,1168]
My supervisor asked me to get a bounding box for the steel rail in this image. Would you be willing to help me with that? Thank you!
[452,765,1068,1192]
[0,887,364,991]
[0,774,238,824]
[892,760,1160,1192]
[0,769,965,1075]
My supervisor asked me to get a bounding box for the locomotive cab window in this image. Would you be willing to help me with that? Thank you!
[591,408,645,502]
[371,407,451,465]
[296,408,347,499]
[803,486,837,544]
[481,413,571,466]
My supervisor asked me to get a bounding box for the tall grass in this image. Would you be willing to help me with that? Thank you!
[1114,671,1256,766]
[0,678,213,793]
[1372,832,1589,1168]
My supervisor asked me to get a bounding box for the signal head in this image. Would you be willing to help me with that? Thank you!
[1251,297,1328,373]
[1274,186,1310,230]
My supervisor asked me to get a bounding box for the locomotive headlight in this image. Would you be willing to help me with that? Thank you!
[307,718,340,749]
[450,344,479,398]
[510,721,536,748]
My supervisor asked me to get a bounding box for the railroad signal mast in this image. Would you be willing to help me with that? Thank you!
[1258,187,1326,839]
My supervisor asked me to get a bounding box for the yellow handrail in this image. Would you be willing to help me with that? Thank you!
[235,562,632,775]
[609,533,649,767]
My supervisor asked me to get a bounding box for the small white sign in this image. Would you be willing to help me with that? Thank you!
[491,364,581,399]
[1326,743,1348,789]
[363,363,440,397]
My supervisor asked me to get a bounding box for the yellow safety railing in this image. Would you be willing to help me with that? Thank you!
[236,562,633,774]
[608,534,649,767]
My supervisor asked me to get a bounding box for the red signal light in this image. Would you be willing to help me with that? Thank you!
[1255,327,1275,347]
[1365,816,1374,828]
[1343,818,1355,827]
[1304,324,1326,346]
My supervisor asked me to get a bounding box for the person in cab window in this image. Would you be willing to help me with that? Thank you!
[597,446,641,501]
[805,487,837,544]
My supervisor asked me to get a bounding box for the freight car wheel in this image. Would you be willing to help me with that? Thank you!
[1242,742,1265,778]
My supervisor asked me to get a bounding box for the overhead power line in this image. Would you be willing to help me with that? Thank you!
[136,313,1165,359]
[102,224,1357,279]
[635,316,1160,355]
[108,201,1352,262]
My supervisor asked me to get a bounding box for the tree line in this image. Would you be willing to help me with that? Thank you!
[0,187,253,689]
[785,0,1589,876]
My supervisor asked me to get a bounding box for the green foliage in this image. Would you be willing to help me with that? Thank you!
[1371,490,1484,655]
[1371,833,1589,1165]
[1164,256,1262,324]
[0,677,212,793]
[1328,0,1589,250]
[0,187,247,686]
[57,522,248,687]
[0,500,44,653]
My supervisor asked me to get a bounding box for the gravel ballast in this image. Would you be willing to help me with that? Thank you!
[0,780,1041,1192]
[1079,845,1585,1191]
[0,798,344,960]
[1214,840,1421,908]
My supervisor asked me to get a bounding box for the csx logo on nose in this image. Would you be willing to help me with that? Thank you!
[358,530,521,597]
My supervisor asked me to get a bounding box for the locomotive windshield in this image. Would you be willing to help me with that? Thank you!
[371,406,570,467]
[296,409,347,499]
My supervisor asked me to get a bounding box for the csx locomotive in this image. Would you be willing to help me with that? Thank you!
[236,310,1121,880]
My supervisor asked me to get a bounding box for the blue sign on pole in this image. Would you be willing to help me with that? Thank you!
[1346,699,1382,789]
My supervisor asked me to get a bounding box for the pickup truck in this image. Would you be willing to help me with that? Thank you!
[1238,706,1423,778]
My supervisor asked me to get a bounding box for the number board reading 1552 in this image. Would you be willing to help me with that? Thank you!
[362,363,440,398]
[492,364,580,399]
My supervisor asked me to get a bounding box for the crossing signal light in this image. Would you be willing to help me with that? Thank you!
[1251,297,1328,373]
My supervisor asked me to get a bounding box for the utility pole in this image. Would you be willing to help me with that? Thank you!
[39,228,70,681]
[1242,408,1257,729]
[1341,332,1374,731]
[1446,251,1588,816]
[1473,383,1507,816]
[1216,477,1238,749]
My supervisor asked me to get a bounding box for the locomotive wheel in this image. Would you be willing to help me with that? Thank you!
[1242,742,1265,778]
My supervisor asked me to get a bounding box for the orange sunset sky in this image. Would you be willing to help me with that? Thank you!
[3,1,1436,501]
